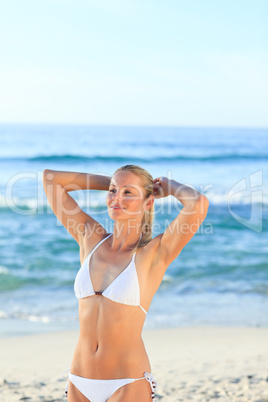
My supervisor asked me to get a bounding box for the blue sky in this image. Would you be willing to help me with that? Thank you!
[0,0,267,127]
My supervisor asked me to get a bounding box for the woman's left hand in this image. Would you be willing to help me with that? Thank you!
[153,177,172,199]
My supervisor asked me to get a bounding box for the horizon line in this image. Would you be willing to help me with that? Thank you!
[0,122,267,130]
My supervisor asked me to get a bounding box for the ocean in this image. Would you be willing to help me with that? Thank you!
[0,124,267,337]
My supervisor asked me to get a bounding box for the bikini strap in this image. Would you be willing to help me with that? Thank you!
[139,304,148,315]
[144,372,158,400]
[90,233,112,255]
[62,369,70,397]
[64,378,69,397]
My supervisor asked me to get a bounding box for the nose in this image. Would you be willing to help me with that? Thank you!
[111,190,126,206]
[112,189,123,199]
[115,192,123,202]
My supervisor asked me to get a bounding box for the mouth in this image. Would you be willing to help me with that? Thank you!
[111,206,125,210]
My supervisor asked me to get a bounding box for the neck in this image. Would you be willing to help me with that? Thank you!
[110,222,142,252]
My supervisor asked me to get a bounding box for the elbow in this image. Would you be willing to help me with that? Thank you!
[43,169,49,177]
[42,169,50,183]
[43,169,53,175]
[196,195,209,214]
[200,194,209,207]
[43,169,55,179]
[42,169,54,185]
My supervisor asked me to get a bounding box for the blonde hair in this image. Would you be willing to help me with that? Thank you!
[112,164,155,256]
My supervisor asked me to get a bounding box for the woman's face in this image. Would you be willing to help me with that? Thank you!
[106,171,147,221]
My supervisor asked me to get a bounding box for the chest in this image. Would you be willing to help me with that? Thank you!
[88,250,135,292]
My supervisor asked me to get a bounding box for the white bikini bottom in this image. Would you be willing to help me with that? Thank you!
[64,370,158,401]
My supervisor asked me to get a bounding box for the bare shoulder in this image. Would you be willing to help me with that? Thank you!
[79,224,110,266]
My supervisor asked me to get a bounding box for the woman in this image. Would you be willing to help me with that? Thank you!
[42,164,209,402]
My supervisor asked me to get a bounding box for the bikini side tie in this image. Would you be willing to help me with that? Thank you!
[144,371,158,401]
[62,368,70,397]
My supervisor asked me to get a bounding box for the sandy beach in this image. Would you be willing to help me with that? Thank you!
[0,326,267,401]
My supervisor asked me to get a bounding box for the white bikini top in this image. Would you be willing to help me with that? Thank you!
[74,233,147,315]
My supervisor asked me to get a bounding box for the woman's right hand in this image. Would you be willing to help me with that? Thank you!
[153,177,172,199]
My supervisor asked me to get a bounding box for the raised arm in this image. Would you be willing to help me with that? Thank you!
[149,176,209,278]
[42,169,111,245]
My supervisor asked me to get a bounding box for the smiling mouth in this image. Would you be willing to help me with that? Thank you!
[112,206,125,209]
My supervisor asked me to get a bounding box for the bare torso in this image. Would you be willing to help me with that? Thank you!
[70,231,161,379]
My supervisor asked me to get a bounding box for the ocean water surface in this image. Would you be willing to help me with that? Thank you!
[0,124,267,337]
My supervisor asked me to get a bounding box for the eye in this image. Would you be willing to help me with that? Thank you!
[109,189,131,194]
